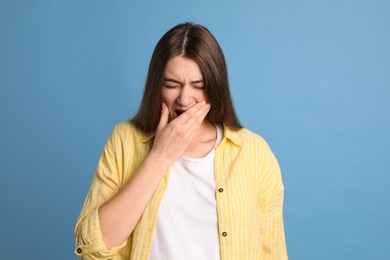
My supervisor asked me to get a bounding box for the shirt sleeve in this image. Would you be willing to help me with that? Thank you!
[259,143,288,259]
[74,125,127,259]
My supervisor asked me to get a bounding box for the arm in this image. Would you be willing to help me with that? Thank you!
[259,144,288,259]
[74,102,210,258]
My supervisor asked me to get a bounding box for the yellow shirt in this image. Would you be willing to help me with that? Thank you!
[75,121,287,259]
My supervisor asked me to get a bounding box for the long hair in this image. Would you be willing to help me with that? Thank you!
[131,22,242,133]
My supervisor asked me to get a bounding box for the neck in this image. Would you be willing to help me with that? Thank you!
[194,121,216,142]
[184,121,217,158]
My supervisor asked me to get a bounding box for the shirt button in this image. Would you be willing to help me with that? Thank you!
[218,188,224,192]
[222,231,228,237]
[76,248,82,254]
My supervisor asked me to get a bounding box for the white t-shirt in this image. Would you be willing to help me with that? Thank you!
[149,124,223,260]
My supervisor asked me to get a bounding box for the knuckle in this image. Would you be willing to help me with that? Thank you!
[171,125,183,136]
[176,128,185,137]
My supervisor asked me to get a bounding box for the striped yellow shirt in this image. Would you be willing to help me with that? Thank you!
[75,121,287,259]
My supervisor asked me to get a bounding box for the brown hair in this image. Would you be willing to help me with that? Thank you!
[131,22,242,133]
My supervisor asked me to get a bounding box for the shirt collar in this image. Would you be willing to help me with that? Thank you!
[223,124,243,146]
[140,131,155,143]
[139,123,243,146]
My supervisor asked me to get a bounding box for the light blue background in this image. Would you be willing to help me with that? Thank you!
[1,0,389,259]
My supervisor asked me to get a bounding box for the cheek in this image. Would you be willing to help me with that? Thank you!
[161,96,169,104]
[161,91,176,119]
[161,90,174,105]
[196,91,209,102]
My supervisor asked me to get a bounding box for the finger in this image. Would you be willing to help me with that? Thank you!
[183,105,210,135]
[186,108,211,139]
[176,101,207,125]
[157,102,169,132]
[183,103,211,127]
[185,103,210,126]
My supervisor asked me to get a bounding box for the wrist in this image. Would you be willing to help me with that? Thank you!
[145,150,171,173]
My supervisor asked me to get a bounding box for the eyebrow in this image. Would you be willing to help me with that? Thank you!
[164,78,205,84]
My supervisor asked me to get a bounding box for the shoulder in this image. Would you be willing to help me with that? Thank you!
[225,125,270,150]
[112,121,145,139]
[238,127,266,143]
[234,128,282,185]
[107,121,151,148]
[114,121,140,134]
[224,126,279,165]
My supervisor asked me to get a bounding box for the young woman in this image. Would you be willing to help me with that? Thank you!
[75,22,287,259]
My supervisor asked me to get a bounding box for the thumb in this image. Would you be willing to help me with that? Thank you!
[157,102,169,132]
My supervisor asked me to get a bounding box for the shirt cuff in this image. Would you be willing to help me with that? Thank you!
[75,207,127,258]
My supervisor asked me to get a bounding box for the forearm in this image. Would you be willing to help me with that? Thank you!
[98,151,169,249]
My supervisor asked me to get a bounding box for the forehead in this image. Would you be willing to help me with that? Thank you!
[164,56,203,80]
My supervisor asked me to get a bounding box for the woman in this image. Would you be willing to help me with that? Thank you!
[75,22,287,259]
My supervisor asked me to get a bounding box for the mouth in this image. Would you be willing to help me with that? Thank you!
[175,109,184,116]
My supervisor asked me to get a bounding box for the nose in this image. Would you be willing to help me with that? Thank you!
[176,86,194,107]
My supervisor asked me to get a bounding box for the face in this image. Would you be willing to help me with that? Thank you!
[161,55,209,121]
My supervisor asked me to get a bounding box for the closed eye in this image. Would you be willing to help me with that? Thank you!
[163,85,178,89]
[193,86,205,89]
